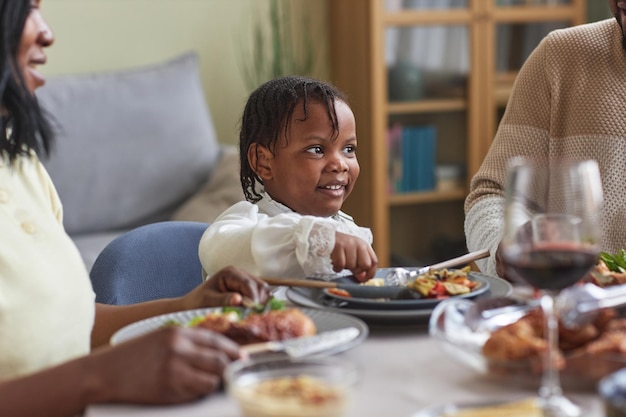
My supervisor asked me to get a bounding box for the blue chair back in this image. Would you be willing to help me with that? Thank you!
[89,221,209,305]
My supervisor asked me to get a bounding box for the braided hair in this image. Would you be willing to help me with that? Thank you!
[239,75,347,202]
[0,0,54,163]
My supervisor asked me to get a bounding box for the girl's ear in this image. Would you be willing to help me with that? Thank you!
[248,143,273,180]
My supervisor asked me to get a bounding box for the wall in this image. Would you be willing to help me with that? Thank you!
[588,2,611,23]
[41,0,329,145]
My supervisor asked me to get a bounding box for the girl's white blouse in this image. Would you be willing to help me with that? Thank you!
[198,193,373,280]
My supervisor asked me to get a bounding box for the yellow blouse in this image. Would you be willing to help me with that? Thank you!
[0,152,95,380]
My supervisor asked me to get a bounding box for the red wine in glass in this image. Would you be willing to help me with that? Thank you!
[501,158,603,417]
[502,244,598,291]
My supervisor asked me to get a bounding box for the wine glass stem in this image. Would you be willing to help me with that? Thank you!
[539,292,563,400]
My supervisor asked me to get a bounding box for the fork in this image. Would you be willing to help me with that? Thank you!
[384,249,490,286]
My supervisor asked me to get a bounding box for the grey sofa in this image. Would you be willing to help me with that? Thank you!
[36,53,244,270]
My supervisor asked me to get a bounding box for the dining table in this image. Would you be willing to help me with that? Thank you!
[85,321,606,417]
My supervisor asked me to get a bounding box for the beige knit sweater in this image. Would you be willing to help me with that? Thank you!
[465,18,626,277]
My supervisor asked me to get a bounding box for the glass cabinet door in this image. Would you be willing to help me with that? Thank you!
[386,25,469,101]
[495,21,569,72]
[384,24,469,198]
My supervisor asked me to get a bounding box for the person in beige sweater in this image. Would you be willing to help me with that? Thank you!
[465,2,626,279]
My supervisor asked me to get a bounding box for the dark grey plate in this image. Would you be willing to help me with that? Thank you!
[287,273,513,326]
[321,272,490,311]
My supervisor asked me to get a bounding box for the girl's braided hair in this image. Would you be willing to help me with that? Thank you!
[239,75,347,202]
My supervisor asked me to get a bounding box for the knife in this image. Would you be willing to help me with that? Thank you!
[241,326,360,358]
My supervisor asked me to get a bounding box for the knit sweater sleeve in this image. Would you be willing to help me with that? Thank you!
[464,198,503,277]
[464,26,553,275]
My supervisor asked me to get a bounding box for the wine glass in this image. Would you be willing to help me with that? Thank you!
[500,157,603,417]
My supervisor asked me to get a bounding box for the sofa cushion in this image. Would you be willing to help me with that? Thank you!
[171,145,245,223]
[37,52,220,235]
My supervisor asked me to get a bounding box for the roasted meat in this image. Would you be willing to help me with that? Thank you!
[196,308,316,345]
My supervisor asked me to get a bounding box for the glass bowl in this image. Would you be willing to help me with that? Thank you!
[224,356,360,417]
[429,298,626,391]
[600,368,626,417]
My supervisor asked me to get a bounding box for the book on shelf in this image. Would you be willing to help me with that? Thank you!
[387,124,437,194]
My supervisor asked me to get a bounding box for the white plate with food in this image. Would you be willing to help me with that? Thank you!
[110,305,369,357]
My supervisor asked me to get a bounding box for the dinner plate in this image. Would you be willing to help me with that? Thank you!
[321,272,490,310]
[110,307,369,356]
[287,273,512,326]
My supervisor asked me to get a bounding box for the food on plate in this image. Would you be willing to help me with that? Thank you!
[482,307,626,381]
[326,268,479,300]
[361,277,385,287]
[406,266,479,299]
[165,301,316,345]
[441,398,541,417]
[231,375,349,417]
[587,250,626,287]
[326,288,352,298]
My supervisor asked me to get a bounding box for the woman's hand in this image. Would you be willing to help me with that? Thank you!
[181,266,270,310]
[332,232,378,282]
[89,326,241,404]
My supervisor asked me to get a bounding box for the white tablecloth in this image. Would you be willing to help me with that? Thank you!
[85,325,604,417]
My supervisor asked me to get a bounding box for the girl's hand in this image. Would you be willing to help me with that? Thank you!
[181,266,270,310]
[89,326,241,404]
[332,232,378,282]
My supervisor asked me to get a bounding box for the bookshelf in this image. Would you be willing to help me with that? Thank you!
[329,0,586,266]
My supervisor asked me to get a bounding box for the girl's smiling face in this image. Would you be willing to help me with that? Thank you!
[18,0,54,93]
[254,99,359,217]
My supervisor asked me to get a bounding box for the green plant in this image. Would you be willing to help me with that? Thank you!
[239,0,316,91]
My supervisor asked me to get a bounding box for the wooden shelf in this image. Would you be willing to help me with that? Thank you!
[387,99,466,115]
[388,187,467,206]
[384,10,472,26]
[329,0,587,266]
[493,5,580,23]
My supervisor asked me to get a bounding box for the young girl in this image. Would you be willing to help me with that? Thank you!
[199,76,377,282]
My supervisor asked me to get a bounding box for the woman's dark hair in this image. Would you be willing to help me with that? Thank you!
[0,0,54,163]
[240,75,347,202]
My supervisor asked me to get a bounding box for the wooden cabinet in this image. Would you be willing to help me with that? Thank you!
[329,0,586,266]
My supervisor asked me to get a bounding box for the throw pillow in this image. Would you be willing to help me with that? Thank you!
[38,52,220,235]
[172,146,245,223]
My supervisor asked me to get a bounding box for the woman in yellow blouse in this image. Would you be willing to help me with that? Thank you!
[0,1,269,415]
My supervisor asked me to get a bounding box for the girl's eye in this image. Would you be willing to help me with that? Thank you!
[344,145,356,155]
[306,146,323,154]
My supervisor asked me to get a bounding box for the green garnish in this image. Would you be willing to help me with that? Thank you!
[186,316,208,327]
[170,297,288,329]
[267,297,286,311]
[222,306,244,319]
[600,249,626,273]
